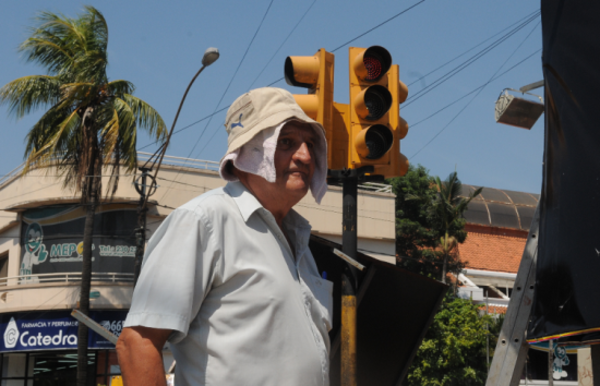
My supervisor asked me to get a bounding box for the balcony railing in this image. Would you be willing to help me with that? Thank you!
[0,272,134,287]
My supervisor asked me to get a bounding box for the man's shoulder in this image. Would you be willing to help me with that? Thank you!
[178,186,234,215]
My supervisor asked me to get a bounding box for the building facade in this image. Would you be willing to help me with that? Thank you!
[0,154,396,385]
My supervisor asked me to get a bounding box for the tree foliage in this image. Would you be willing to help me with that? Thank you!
[0,7,166,385]
[389,165,482,282]
[405,293,503,386]
[0,6,167,197]
[389,164,441,276]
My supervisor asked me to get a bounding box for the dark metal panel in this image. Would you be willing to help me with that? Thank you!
[461,185,485,201]
[516,206,536,231]
[504,190,539,207]
[463,200,490,226]
[487,202,520,229]
[309,235,447,386]
[480,188,511,204]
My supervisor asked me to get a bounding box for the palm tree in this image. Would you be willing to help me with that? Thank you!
[0,7,166,385]
[429,172,482,284]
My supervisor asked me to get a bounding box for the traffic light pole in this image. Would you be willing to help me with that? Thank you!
[341,174,359,386]
[330,166,374,386]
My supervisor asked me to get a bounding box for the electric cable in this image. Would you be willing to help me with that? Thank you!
[410,48,542,129]
[409,21,541,160]
[158,0,275,202]
[407,10,540,88]
[188,0,275,160]
[403,11,540,108]
[247,0,318,90]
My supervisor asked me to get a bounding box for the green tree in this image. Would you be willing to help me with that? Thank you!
[405,293,502,386]
[389,164,441,276]
[390,167,482,283]
[0,7,166,385]
[429,172,482,284]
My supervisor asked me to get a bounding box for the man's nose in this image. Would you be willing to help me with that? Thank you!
[293,142,313,164]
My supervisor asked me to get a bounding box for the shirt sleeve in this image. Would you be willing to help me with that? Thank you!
[124,206,219,343]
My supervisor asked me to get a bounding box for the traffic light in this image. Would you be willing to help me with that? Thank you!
[348,46,409,177]
[284,48,335,166]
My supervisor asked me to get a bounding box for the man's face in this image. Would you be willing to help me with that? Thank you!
[236,120,318,213]
[273,120,317,198]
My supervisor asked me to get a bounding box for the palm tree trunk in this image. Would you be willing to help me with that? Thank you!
[77,193,96,386]
[441,232,449,284]
[77,107,99,386]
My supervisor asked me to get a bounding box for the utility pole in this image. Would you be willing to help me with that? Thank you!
[133,167,156,285]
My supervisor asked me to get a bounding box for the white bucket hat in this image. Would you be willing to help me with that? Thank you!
[219,87,328,203]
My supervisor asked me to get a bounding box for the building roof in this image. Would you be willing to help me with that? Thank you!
[458,229,526,274]
[460,185,539,231]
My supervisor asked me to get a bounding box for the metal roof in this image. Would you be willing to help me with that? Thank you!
[460,185,539,231]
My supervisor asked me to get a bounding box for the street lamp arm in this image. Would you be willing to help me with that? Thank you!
[519,80,544,93]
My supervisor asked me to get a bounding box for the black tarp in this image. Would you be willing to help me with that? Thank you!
[527,1,600,343]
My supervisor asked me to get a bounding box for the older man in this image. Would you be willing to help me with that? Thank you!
[117,87,333,386]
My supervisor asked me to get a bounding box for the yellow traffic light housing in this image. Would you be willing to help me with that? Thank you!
[284,48,335,165]
[373,64,409,178]
[348,46,409,177]
[348,46,394,166]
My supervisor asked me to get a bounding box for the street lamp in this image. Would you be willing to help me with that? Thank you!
[495,80,544,130]
[133,47,220,285]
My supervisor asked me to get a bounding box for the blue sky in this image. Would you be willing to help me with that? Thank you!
[0,1,544,193]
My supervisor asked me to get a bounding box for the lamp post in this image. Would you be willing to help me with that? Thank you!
[133,47,220,285]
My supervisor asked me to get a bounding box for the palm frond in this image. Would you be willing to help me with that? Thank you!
[107,80,135,97]
[122,94,167,141]
[57,82,97,110]
[0,75,62,119]
[24,107,80,177]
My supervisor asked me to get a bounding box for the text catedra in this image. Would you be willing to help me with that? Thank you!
[19,330,77,347]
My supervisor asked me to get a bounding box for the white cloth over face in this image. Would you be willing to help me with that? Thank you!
[124,181,333,386]
[219,120,328,204]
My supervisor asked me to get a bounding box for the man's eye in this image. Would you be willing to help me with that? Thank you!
[306,142,315,149]
[279,138,292,146]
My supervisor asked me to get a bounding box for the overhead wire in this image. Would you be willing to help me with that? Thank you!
[409,21,542,160]
[406,10,540,88]
[247,0,318,90]
[402,11,540,108]
[158,0,276,202]
[410,48,542,129]
[189,0,276,160]
[195,0,428,158]
[264,0,427,88]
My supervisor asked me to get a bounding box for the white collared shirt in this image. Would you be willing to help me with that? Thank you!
[125,181,333,386]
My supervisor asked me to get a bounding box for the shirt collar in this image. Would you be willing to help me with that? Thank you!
[224,181,312,232]
[224,181,263,222]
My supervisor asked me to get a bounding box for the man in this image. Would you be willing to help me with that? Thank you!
[117,87,333,386]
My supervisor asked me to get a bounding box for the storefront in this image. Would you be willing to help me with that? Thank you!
[0,310,128,385]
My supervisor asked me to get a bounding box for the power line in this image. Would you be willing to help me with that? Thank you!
[409,21,541,160]
[159,0,276,203]
[410,48,542,129]
[329,0,426,53]
[188,0,276,160]
[402,11,540,108]
[195,0,427,158]
[263,0,427,88]
[407,10,540,88]
[247,0,318,90]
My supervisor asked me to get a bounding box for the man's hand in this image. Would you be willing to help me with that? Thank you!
[116,326,173,386]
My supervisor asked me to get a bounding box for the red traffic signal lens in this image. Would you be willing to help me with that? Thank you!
[362,46,391,81]
[364,125,393,159]
[364,85,392,120]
